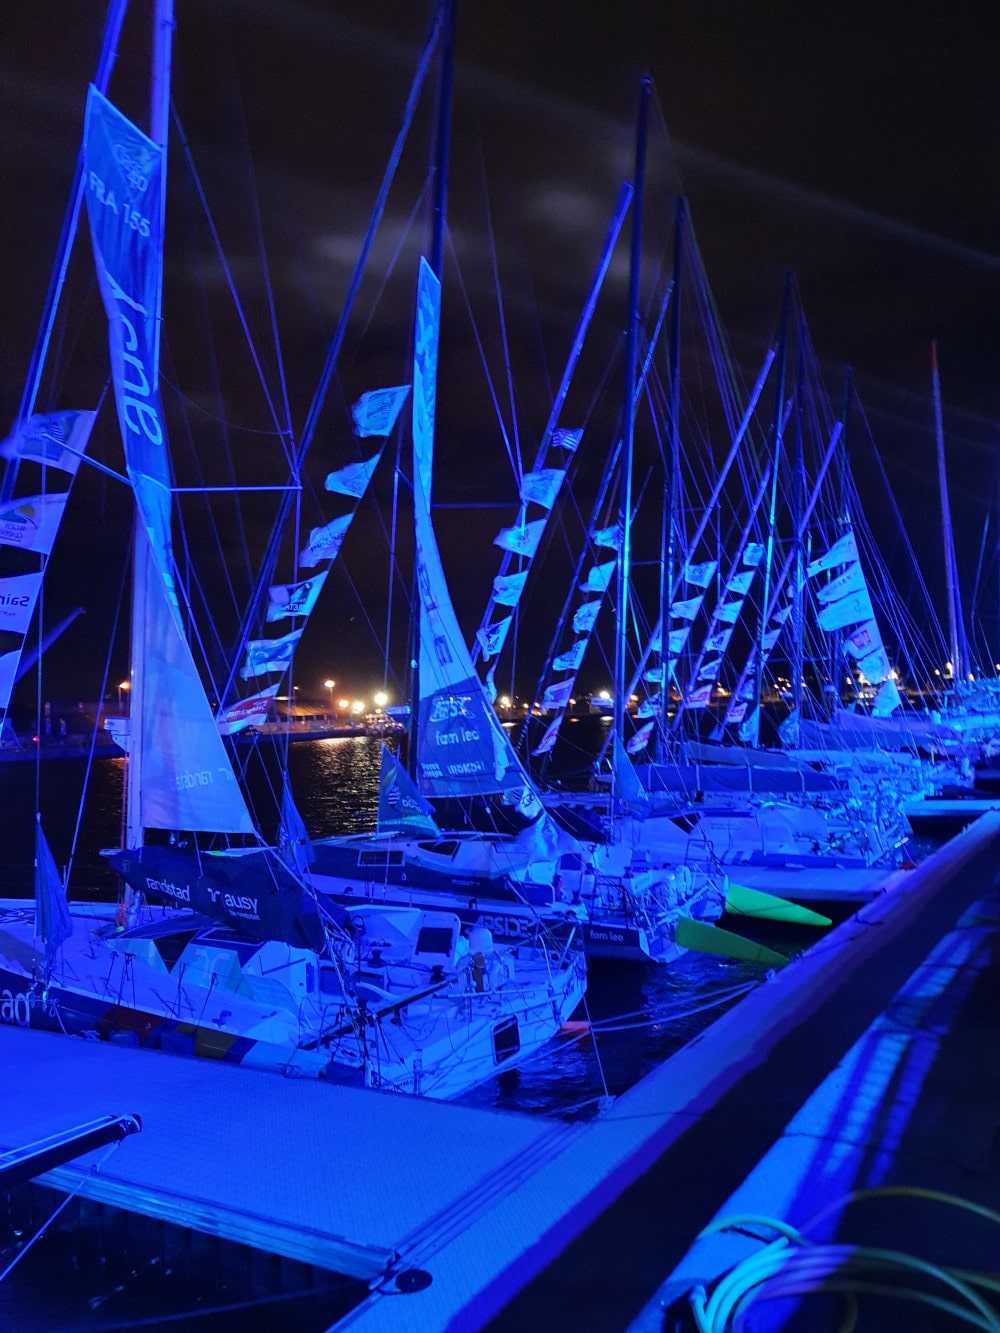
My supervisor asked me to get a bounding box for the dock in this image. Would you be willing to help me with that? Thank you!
[2,811,999,1330]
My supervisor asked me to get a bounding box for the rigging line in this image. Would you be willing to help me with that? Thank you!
[445,227,518,482]
[2,0,128,505]
[227,7,443,713]
[64,556,130,892]
[169,106,291,461]
[0,1139,127,1286]
[157,375,292,435]
[478,126,522,482]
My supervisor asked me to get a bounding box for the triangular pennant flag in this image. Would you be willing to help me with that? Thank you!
[351,385,410,437]
[324,454,380,498]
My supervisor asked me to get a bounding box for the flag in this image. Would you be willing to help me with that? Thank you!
[0,493,69,556]
[762,626,784,652]
[703,628,733,655]
[668,627,690,654]
[324,453,380,497]
[552,427,582,452]
[377,745,439,835]
[726,570,754,597]
[742,542,765,567]
[351,385,410,437]
[844,620,880,659]
[0,572,43,634]
[857,645,891,684]
[493,571,528,606]
[553,640,586,672]
[0,651,21,711]
[697,657,721,681]
[532,715,562,756]
[266,570,329,622]
[778,708,800,747]
[685,559,717,588]
[816,560,865,605]
[726,700,749,724]
[494,518,545,558]
[671,595,702,621]
[476,616,512,661]
[771,604,793,627]
[626,720,655,755]
[34,814,72,967]
[715,599,743,624]
[738,706,760,744]
[541,678,574,711]
[613,736,650,820]
[520,468,564,510]
[239,630,303,680]
[686,685,712,708]
[593,524,622,551]
[216,685,281,735]
[807,530,858,578]
[582,561,615,594]
[0,408,96,475]
[572,601,601,634]
[872,675,902,717]
[277,774,315,877]
[300,513,352,567]
[816,589,874,633]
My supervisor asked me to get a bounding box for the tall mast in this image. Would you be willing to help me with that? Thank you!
[656,195,684,760]
[931,341,964,686]
[408,0,454,778]
[126,0,173,847]
[748,273,792,746]
[613,76,649,777]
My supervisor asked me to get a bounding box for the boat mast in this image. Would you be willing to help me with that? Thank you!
[931,340,965,687]
[408,0,454,778]
[126,0,173,847]
[612,76,649,776]
[657,194,684,760]
[748,273,792,746]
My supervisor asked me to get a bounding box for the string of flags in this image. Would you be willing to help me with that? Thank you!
[216,386,409,735]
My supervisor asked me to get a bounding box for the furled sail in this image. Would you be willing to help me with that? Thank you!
[411,258,543,802]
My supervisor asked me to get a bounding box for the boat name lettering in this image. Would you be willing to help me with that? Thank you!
[0,593,31,609]
[1,988,33,1027]
[87,171,152,237]
[435,727,481,747]
[446,761,485,775]
[145,876,191,903]
[588,928,627,943]
[479,914,528,939]
[429,697,474,723]
[205,888,259,917]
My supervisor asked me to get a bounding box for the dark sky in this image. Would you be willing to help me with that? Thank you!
[2,0,999,706]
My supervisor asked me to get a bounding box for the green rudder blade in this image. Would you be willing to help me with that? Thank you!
[725,881,831,927]
[675,916,788,968]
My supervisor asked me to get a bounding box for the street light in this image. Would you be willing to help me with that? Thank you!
[373,691,388,712]
[118,680,130,711]
[324,679,335,718]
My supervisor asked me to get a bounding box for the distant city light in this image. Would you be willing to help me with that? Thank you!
[373,691,388,709]
[351,700,364,715]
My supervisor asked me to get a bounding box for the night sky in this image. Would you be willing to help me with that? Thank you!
[2,0,998,709]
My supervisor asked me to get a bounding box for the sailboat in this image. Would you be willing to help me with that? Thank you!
[0,0,585,1099]
[304,76,727,966]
